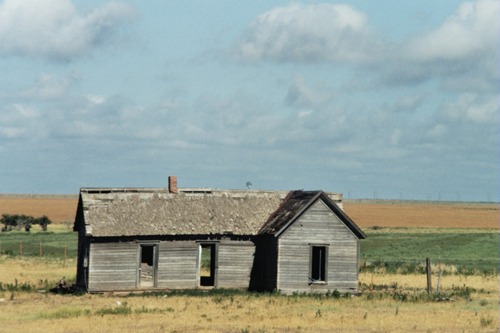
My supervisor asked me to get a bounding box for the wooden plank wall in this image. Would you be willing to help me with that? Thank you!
[217,239,255,289]
[157,241,198,289]
[277,200,359,294]
[88,242,138,292]
[87,238,257,292]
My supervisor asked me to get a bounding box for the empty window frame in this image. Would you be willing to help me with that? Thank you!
[310,245,328,283]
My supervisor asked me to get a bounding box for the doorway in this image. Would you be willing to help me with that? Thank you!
[199,243,217,287]
[139,244,157,287]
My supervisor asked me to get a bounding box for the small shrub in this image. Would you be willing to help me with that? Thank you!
[480,316,493,327]
[450,284,474,298]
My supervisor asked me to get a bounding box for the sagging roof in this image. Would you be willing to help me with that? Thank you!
[259,190,366,239]
[75,188,287,237]
[74,187,357,238]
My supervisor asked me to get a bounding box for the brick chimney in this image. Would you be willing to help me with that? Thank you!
[168,176,178,193]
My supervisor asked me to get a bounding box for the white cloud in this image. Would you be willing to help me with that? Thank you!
[236,3,380,63]
[284,76,334,109]
[0,0,136,61]
[406,0,499,62]
[87,95,107,105]
[393,0,499,87]
[0,103,44,141]
[446,93,499,124]
[22,74,78,100]
[0,127,26,139]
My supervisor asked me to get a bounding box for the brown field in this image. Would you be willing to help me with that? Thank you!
[344,200,498,229]
[0,194,497,229]
[0,195,78,223]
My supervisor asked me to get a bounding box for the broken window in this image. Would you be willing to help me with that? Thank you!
[310,245,328,283]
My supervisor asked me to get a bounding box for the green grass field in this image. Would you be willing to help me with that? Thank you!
[361,228,499,274]
[0,227,77,258]
[1,226,498,275]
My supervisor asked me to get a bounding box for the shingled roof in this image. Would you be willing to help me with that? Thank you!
[259,190,366,239]
[75,188,287,237]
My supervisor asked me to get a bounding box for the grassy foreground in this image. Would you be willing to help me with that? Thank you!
[0,261,498,333]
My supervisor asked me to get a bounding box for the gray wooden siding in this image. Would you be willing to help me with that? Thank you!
[277,200,359,294]
[157,241,198,289]
[87,238,256,292]
[88,242,138,292]
[217,239,255,289]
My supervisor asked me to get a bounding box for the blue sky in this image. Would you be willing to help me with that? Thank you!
[0,0,498,201]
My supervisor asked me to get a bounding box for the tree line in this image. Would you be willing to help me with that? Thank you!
[1,214,52,232]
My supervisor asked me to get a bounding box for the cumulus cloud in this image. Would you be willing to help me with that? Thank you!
[0,0,136,61]
[236,0,498,94]
[235,3,381,63]
[390,0,499,86]
[406,0,498,63]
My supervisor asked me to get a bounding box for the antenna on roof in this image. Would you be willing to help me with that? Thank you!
[246,181,252,189]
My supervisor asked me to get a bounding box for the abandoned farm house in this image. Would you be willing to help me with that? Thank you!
[73,177,366,294]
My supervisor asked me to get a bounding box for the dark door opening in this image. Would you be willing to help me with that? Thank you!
[199,243,217,287]
[139,244,157,287]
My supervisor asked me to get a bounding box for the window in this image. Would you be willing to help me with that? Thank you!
[310,245,328,283]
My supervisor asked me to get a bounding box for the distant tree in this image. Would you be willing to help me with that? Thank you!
[2,214,20,231]
[17,215,35,232]
[0,214,51,232]
[1,214,17,231]
[35,215,52,231]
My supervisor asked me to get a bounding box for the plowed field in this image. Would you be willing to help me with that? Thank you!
[0,195,77,223]
[344,200,498,229]
[0,195,497,229]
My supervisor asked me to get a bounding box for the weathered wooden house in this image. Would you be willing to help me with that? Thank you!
[73,177,365,294]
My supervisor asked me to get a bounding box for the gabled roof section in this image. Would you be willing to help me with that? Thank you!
[259,190,366,239]
[74,188,286,237]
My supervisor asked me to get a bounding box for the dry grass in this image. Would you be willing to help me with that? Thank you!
[0,256,76,286]
[0,278,498,333]
[0,258,498,333]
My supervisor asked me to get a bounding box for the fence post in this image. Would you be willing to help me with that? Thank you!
[20,240,23,259]
[64,244,67,266]
[40,239,43,256]
[426,257,432,294]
